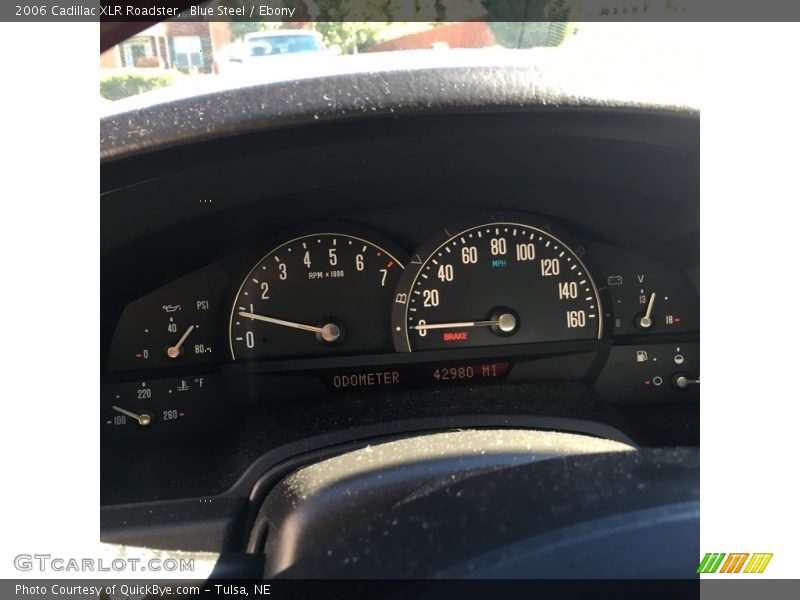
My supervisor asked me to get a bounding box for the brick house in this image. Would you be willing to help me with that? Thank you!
[100,21,231,72]
[366,22,496,52]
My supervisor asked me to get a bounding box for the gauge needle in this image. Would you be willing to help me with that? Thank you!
[639,293,657,329]
[166,324,195,359]
[412,320,498,330]
[111,405,151,427]
[238,311,341,342]
[413,312,517,333]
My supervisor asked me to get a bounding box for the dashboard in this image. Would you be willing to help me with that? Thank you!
[100,67,698,557]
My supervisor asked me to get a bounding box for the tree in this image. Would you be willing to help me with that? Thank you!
[315,22,387,53]
[229,21,288,42]
[221,0,302,41]
[482,0,575,47]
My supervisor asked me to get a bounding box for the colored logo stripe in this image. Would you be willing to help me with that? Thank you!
[697,553,773,574]
[744,553,773,573]
[697,553,726,573]
[720,553,749,573]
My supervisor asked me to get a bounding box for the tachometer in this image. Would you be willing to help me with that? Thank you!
[230,230,404,359]
[391,215,602,352]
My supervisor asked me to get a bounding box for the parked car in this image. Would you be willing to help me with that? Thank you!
[213,31,331,77]
[243,29,328,56]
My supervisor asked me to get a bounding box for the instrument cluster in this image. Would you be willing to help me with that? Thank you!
[102,211,700,442]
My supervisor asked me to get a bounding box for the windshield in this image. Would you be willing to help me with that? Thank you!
[247,34,325,54]
[100,20,699,109]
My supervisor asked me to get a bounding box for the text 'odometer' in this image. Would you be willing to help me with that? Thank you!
[230,232,404,359]
[391,219,602,352]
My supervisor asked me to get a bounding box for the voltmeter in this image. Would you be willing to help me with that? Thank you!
[590,244,699,336]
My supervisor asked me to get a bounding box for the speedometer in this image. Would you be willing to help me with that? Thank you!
[230,229,404,360]
[391,215,603,352]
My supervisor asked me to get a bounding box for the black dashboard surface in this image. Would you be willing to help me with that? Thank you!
[100,69,698,553]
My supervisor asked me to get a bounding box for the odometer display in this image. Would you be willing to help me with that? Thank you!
[392,218,602,352]
[230,232,403,360]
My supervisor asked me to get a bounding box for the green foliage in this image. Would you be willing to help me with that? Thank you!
[312,2,393,53]
[220,0,579,54]
[220,0,490,52]
[229,21,287,42]
[313,0,484,21]
[488,21,572,48]
[315,22,387,53]
[100,72,174,101]
[481,0,577,47]
[228,20,435,55]
[229,21,264,41]
[482,0,574,22]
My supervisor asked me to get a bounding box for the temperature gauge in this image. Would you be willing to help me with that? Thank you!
[101,375,224,442]
[107,264,227,371]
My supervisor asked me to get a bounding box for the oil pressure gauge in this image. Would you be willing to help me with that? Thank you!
[107,263,228,371]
